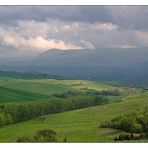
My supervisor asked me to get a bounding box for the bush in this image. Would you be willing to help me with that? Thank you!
[16,129,57,143]
[114,133,146,141]
[114,133,131,141]
[0,112,13,126]
[34,129,57,142]
[100,108,148,134]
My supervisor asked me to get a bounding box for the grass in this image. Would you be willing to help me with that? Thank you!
[0,78,76,103]
[0,78,127,104]
[0,86,52,103]
[0,77,146,142]
[0,81,74,95]
[0,97,147,142]
[123,91,148,101]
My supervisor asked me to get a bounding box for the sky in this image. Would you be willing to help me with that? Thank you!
[0,6,148,58]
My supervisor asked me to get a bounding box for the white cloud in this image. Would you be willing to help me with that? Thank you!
[63,23,79,30]
[0,20,96,52]
[27,36,83,51]
[0,19,148,55]
[2,35,87,52]
[80,40,95,49]
[94,22,118,31]
[3,36,19,48]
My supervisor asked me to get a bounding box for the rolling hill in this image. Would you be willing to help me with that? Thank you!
[0,74,147,142]
[0,77,124,104]
[0,75,145,142]
[0,95,147,142]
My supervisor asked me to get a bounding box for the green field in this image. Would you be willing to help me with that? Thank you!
[0,77,147,142]
[0,97,148,142]
[0,78,126,104]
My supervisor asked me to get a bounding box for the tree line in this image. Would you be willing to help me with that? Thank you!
[0,94,108,127]
[53,89,120,99]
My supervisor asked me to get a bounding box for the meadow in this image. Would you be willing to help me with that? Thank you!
[0,77,125,104]
[0,76,147,142]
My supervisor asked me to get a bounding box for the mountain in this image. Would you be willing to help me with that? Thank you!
[37,48,148,67]
[0,48,148,81]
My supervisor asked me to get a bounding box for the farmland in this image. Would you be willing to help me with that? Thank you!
[0,75,147,142]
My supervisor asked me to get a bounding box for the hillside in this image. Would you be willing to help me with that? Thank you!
[0,75,147,142]
[0,77,124,104]
[0,96,147,142]
[0,78,74,103]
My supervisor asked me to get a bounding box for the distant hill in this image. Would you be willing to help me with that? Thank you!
[0,71,63,80]
[37,48,148,67]
[1,48,148,81]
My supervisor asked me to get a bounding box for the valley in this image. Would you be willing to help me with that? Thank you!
[0,73,147,142]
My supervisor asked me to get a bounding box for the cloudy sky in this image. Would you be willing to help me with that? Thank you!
[0,6,148,57]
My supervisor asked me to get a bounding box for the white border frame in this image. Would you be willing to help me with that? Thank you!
[0,0,148,5]
[0,1,148,148]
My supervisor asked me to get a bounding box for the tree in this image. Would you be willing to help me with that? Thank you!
[34,129,57,142]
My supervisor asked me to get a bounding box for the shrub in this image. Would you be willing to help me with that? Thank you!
[114,133,131,141]
[34,129,57,142]
[114,133,147,141]
[100,108,148,133]
[16,129,57,143]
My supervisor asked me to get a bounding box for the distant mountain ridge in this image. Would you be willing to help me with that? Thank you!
[0,48,148,81]
[37,48,148,66]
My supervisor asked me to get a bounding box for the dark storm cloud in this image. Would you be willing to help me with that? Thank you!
[107,6,148,30]
[0,6,112,24]
[0,6,148,30]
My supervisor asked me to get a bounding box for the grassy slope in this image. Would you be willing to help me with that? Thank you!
[0,97,148,142]
[0,78,124,104]
[0,77,145,142]
[0,79,75,103]
[0,86,52,103]
[0,80,73,95]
